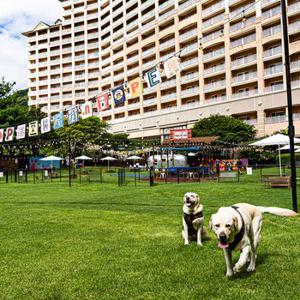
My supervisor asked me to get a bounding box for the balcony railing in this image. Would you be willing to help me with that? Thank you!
[265,82,284,92]
[263,24,281,37]
[203,48,225,60]
[264,64,283,75]
[202,0,224,17]
[262,5,281,19]
[231,89,258,99]
[231,54,257,67]
[204,80,226,91]
[231,33,256,48]
[232,71,257,83]
[204,64,225,75]
[202,13,224,29]
[265,115,286,124]
[264,45,282,57]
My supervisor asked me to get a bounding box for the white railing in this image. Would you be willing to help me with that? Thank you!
[231,89,258,99]
[230,16,256,32]
[179,29,198,41]
[203,48,225,60]
[265,82,284,92]
[202,13,224,29]
[202,1,224,17]
[232,71,257,83]
[262,5,281,19]
[263,24,281,37]
[204,64,225,75]
[204,80,226,91]
[202,29,223,43]
[265,115,286,124]
[181,57,198,68]
[264,45,282,57]
[264,64,283,75]
[231,54,257,67]
[231,33,256,48]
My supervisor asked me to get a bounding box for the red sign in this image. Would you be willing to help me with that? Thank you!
[170,129,192,140]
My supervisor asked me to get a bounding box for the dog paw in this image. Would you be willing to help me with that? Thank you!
[197,243,203,247]
[233,265,241,274]
[226,271,234,277]
[184,242,190,245]
[246,265,255,272]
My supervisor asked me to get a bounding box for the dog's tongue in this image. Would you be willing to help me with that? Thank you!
[218,242,229,249]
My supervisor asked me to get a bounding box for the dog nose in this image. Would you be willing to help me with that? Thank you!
[219,232,227,242]
[186,197,190,201]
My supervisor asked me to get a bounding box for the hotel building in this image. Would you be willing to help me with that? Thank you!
[23,0,300,139]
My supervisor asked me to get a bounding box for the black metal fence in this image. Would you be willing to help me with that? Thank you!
[0,164,298,187]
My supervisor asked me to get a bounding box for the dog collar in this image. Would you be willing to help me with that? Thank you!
[228,206,245,251]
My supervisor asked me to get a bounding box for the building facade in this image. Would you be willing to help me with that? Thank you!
[23,0,300,138]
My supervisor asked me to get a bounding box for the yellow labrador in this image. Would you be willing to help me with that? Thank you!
[210,203,298,277]
[182,192,207,246]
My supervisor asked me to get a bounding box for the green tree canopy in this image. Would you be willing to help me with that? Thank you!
[192,115,256,144]
[0,79,45,126]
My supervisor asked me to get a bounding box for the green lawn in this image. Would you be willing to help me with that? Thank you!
[0,175,299,299]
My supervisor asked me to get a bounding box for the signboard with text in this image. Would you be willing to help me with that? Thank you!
[170,129,192,141]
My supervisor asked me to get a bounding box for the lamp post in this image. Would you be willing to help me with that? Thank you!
[281,0,297,212]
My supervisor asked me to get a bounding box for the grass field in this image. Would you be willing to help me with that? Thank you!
[0,172,299,299]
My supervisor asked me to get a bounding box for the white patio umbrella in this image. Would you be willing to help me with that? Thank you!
[127,155,142,167]
[39,156,63,173]
[101,156,117,170]
[278,145,300,151]
[40,155,63,161]
[75,155,92,167]
[250,134,300,176]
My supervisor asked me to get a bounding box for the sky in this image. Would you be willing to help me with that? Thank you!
[0,0,62,90]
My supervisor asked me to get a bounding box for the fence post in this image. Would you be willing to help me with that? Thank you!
[14,170,17,183]
[118,168,121,187]
[177,169,180,184]
[100,168,103,184]
[79,167,82,184]
[149,166,154,187]
[6,170,8,184]
[134,168,137,186]
[25,170,28,183]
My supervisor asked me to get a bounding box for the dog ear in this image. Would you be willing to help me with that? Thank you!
[233,216,238,232]
[196,194,200,203]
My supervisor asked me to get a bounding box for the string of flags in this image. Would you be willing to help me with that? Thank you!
[0,56,181,143]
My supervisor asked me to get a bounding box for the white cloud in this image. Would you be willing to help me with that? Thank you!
[0,0,62,90]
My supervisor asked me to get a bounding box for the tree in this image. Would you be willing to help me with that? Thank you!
[0,79,46,127]
[192,115,256,144]
[54,117,110,157]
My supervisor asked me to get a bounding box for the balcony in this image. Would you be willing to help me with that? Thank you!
[263,24,281,37]
[202,1,225,18]
[202,13,224,30]
[264,64,283,76]
[265,82,284,92]
[289,21,300,33]
[160,92,177,102]
[204,46,225,59]
[204,79,226,92]
[230,16,256,33]
[181,72,199,82]
[160,39,175,50]
[202,29,223,44]
[181,58,198,69]
[232,71,257,84]
[262,5,281,20]
[160,79,176,89]
[231,89,258,99]
[179,29,198,42]
[231,33,256,48]
[181,87,199,97]
[291,60,300,72]
[263,45,282,58]
[231,54,257,68]
[205,95,226,103]
[204,64,225,76]
[289,2,300,15]
[265,115,286,124]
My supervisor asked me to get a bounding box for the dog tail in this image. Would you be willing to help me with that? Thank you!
[257,206,298,217]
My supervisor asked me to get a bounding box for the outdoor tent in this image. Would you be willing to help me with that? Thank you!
[250,134,300,176]
[75,155,92,167]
